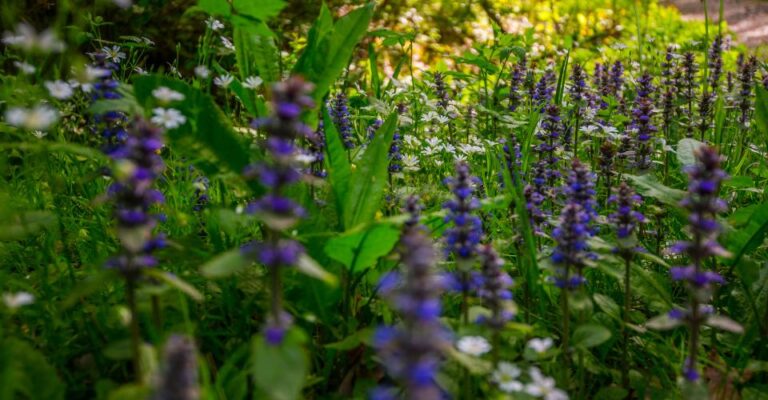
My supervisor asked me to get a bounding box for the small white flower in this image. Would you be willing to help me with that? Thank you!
[3,292,35,309]
[294,153,316,164]
[214,74,234,88]
[194,65,211,79]
[207,17,224,31]
[527,338,554,353]
[492,362,523,393]
[101,45,126,63]
[134,66,147,75]
[31,130,47,139]
[525,367,569,400]
[456,336,491,356]
[152,86,185,102]
[2,23,65,53]
[151,108,187,129]
[45,80,73,100]
[242,76,263,89]
[4,104,59,130]
[220,36,235,51]
[402,155,420,172]
[13,61,35,74]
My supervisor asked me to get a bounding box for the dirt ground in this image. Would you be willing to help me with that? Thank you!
[667,0,768,46]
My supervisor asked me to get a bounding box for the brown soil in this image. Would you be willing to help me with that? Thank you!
[667,0,768,46]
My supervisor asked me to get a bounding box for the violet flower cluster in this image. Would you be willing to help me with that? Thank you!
[508,59,526,111]
[433,72,450,111]
[537,103,563,187]
[678,52,698,136]
[105,118,166,280]
[443,161,483,265]
[631,72,657,171]
[551,203,591,290]
[90,51,128,153]
[307,120,327,178]
[608,182,645,253]
[737,55,758,127]
[563,159,598,229]
[330,92,355,149]
[669,145,729,382]
[242,77,315,345]
[374,197,448,400]
[533,69,556,108]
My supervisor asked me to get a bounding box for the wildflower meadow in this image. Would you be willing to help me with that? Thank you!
[1,0,768,399]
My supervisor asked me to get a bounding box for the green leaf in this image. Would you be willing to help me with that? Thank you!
[232,20,280,84]
[343,111,397,228]
[325,327,374,350]
[200,248,249,278]
[198,0,231,16]
[252,329,308,400]
[107,384,151,400]
[323,106,352,229]
[132,75,257,192]
[232,0,286,20]
[293,3,375,103]
[755,85,768,139]
[571,323,611,349]
[295,253,338,286]
[724,201,768,268]
[0,338,66,400]
[144,269,203,301]
[626,174,685,207]
[645,313,683,330]
[368,42,380,99]
[323,223,400,272]
[676,138,705,166]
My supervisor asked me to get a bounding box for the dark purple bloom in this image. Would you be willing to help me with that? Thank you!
[508,59,526,111]
[678,52,698,137]
[443,161,483,264]
[737,55,758,127]
[330,92,355,149]
[631,72,657,170]
[433,72,450,111]
[669,145,729,382]
[708,35,723,94]
[105,118,166,280]
[608,61,625,98]
[533,69,556,108]
[375,197,448,400]
[563,159,598,229]
[608,182,645,250]
[551,204,591,290]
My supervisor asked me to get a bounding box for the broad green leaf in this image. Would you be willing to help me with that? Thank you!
[323,223,400,272]
[676,138,705,166]
[724,201,768,268]
[571,323,611,349]
[107,384,151,400]
[325,327,374,350]
[593,293,621,322]
[369,42,380,98]
[232,0,286,20]
[0,338,66,400]
[343,111,397,229]
[323,107,352,229]
[198,0,231,16]
[645,313,683,330]
[232,20,280,85]
[755,86,768,138]
[293,3,375,103]
[626,174,685,207]
[252,329,308,400]
[200,248,249,278]
[704,315,744,333]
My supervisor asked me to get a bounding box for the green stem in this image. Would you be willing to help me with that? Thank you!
[126,280,142,383]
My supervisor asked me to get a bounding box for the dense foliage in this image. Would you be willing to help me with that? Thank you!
[1,0,768,399]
